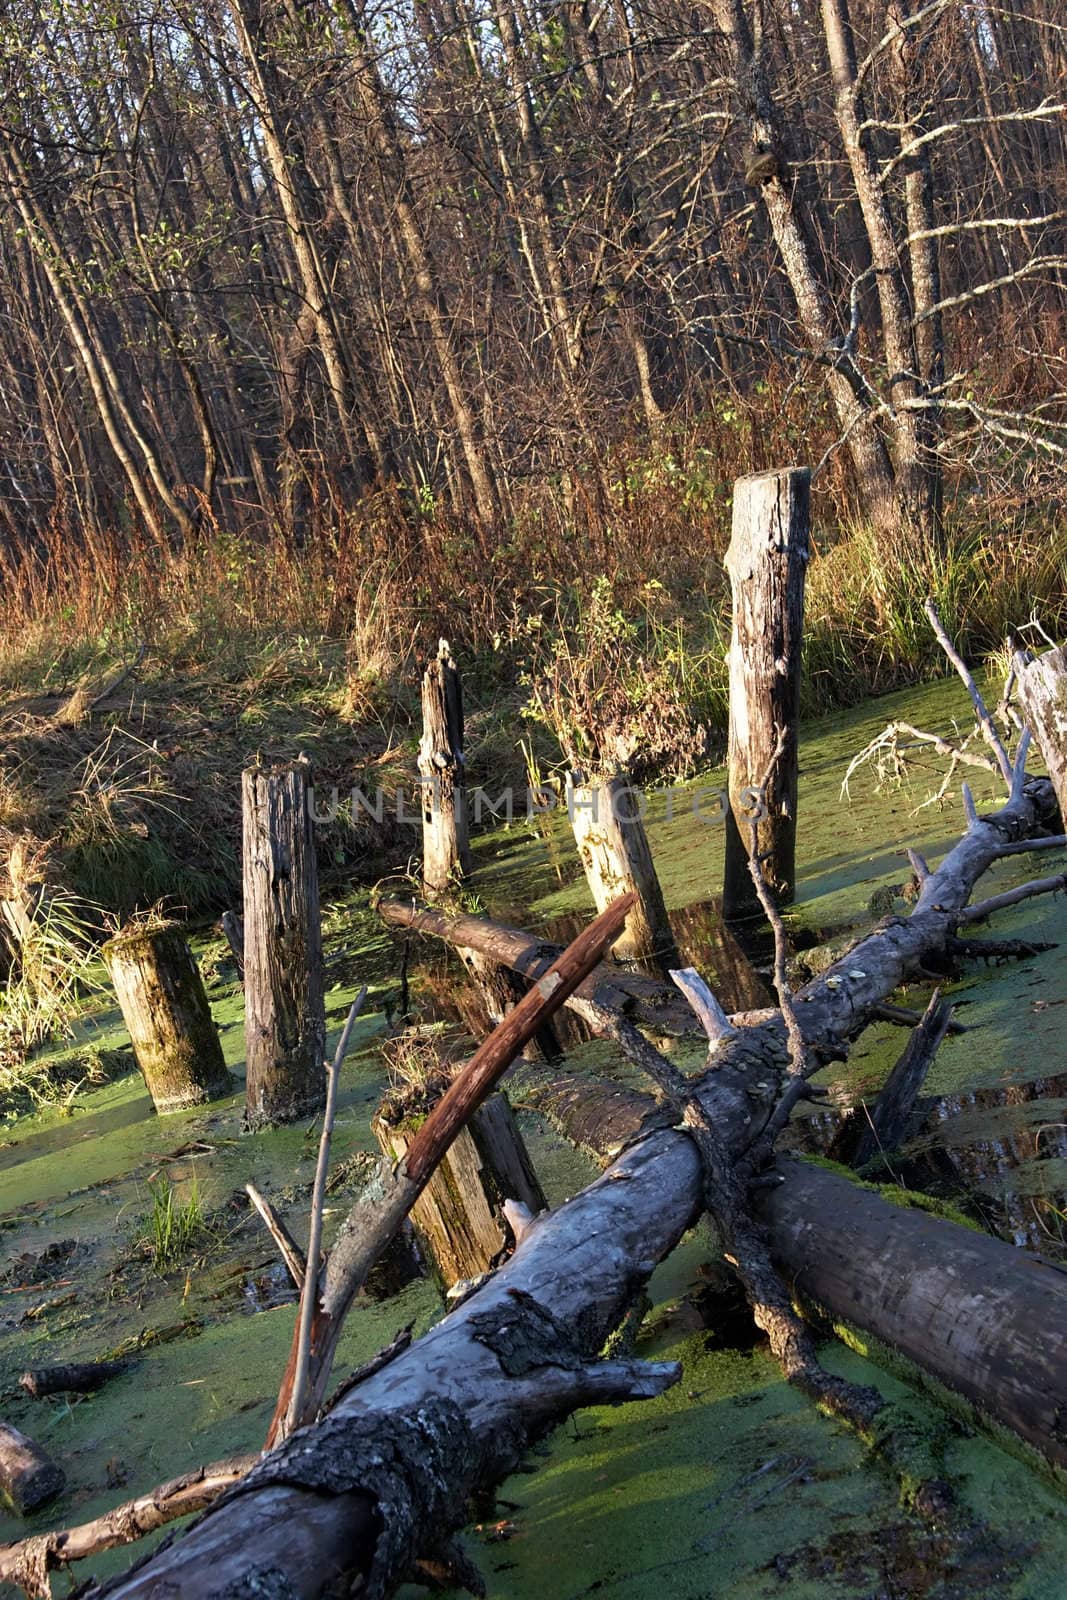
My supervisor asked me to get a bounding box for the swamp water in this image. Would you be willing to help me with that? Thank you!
[1,675,1066,1597]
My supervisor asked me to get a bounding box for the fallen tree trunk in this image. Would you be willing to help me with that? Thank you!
[514,1059,1067,1465]
[377,897,762,1037]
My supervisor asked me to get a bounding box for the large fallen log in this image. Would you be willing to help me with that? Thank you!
[377,897,771,1037]
[515,1061,1067,1466]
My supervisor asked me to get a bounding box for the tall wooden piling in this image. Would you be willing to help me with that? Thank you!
[722,467,810,925]
[418,640,471,893]
[567,772,680,976]
[103,924,232,1113]
[242,759,326,1129]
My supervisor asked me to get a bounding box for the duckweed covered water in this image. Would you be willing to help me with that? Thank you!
[1,674,1065,1595]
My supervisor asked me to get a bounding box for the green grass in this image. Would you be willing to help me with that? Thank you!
[139,1176,212,1274]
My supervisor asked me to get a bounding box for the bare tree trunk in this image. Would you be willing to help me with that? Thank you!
[418,641,471,893]
[722,468,810,924]
[241,761,326,1129]
[820,0,934,549]
[102,925,232,1113]
[711,0,901,541]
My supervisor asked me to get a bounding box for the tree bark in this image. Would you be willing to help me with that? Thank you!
[566,773,681,975]
[102,925,232,1114]
[241,761,327,1129]
[418,641,471,893]
[0,1423,64,1516]
[722,468,810,924]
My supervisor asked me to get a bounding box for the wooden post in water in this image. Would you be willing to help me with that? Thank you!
[566,772,680,976]
[722,467,810,926]
[1015,645,1067,822]
[103,924,232,1113]
[373,1090,546,1289]
[418,640,471,893]
[242,760,327,1128]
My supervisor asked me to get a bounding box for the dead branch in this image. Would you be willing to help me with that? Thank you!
[284,988,367,1438]
[0,1456,256,1596]
[245,1184,306,1290]
[833,991,954,1168]
[923,599,1013,785]
[960,872,1067,925]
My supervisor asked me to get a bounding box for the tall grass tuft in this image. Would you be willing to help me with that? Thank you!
[140,1176,211,1274]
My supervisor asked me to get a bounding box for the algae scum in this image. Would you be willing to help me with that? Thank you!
[2,677,1067,1597]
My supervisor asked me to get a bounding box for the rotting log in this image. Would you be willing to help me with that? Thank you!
[0,1423,64,1516]
[566,771,681,975]
[242,759,326,1128]
[1016,643,1067,823]
[513,1058,1067,1469]
[722,467,810,924]
[374,1089,546,1287]
[102,925,232,1114]
[418,640,471,893]
[19,1359,136,1399]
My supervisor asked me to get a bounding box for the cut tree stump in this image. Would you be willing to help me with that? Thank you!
[374,1088,546,1287]
[102,924,231,1114]
[242,760,326,1128]
[0,1421,64,1515]
[566,772,680,975]
[722,467,810,924]
[418,641,471,893]
[1016,644,1067,823]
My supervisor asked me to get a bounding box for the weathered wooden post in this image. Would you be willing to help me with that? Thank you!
[374,1088,546,1289]
[242,760,327,1129]
[566,772,680,976]
[102,923,232,1113]
[1015,645,1067,822]
[418,640,471,893]
[722,467,810,926]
